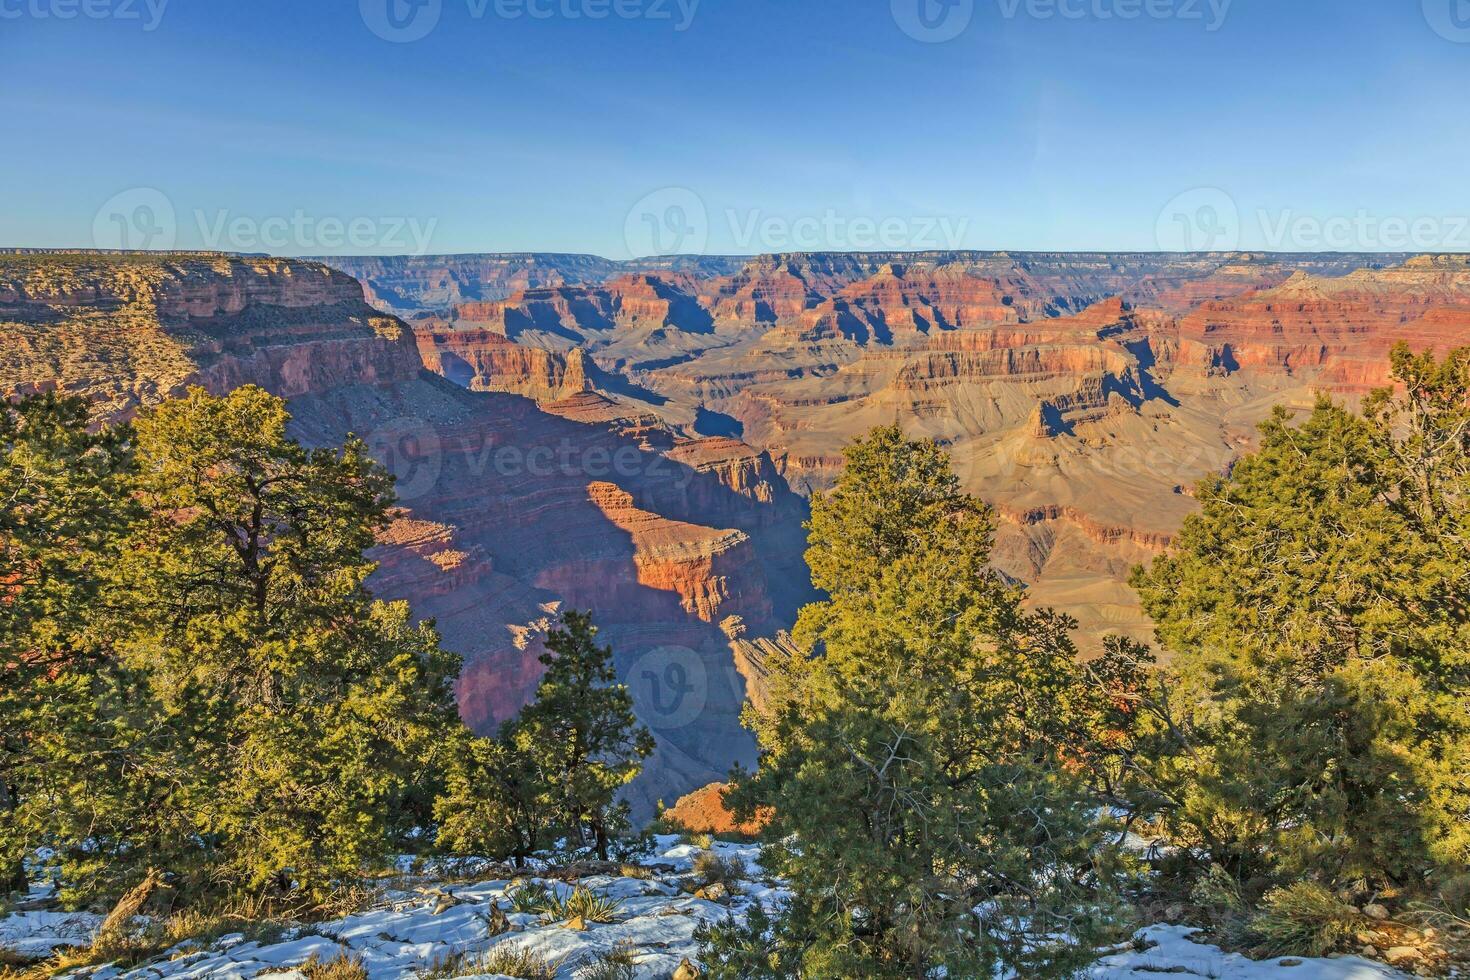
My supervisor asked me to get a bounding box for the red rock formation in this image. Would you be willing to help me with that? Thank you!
[661,782,769,837]
[415,327,591,400]
[1172,258,1470,389]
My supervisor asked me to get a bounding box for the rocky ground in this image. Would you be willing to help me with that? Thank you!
[0,838,1418,980]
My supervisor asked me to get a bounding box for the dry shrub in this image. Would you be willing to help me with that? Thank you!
[692,851,747,890]
[302,952,369,980]
[1248,881,1360,957]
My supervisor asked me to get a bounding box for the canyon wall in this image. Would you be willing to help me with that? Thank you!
[320,253,747,313]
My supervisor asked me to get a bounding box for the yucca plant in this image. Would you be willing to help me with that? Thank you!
[507,881,554,914]
[541,885,624,924]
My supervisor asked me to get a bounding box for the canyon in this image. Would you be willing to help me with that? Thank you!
[331,249,1470,650]
[5,248,1469,811]
[0,252,806,815]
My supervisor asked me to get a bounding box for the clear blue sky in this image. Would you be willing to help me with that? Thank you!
[3,0,1468,257]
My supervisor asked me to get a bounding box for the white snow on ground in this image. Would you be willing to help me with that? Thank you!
[1093,925,1409,979]
[0,838,1416,979]
[0,909,104,960]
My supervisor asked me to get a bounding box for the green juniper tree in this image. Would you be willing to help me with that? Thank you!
[514,613,654,862]
[722,425,1125,978]
[1120,345,1470,887]
[6,386,467,906]
[112,385,465,900]
[435,730,552,868]
[437,612,654,865]
[0,393,137,898]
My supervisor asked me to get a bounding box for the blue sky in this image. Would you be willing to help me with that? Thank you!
[2,0,1468,257]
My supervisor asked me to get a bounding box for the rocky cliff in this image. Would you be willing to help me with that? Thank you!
[12,249,1466,806]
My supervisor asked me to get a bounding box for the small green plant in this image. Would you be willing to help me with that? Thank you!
[419,944,558,979]
[1190,865,1246,915]
[695,904,792,979]
[573,942,638,980]
[685,832,715,850]
[1248,881,1361,958]
[508,881,554,914]
[542,885,623,924]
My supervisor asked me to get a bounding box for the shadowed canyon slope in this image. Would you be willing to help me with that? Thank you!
[343,249,1470,650]
[0,252,809,815]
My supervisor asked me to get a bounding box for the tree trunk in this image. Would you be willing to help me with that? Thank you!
[2,855,25,897]
[99,868,162,935]
[1,782,26,897]
[594,820,609,862]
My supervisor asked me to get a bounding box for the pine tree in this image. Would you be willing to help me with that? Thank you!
[110,385,465,899]
[725,426,1123,978]
[435,730,552,867]
[7,386,466,905]
[1123,345,1470,885]
[0,394,137,898]
[513,612,654,861]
